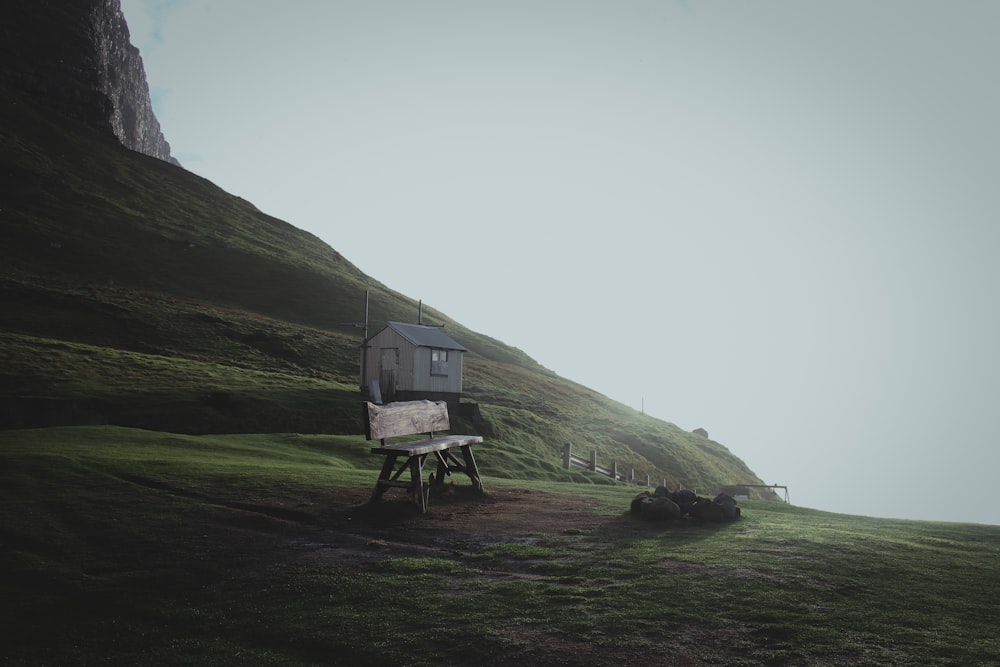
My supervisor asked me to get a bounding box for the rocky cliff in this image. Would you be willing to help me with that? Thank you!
[91,0,179,165]
[0,0,178,165]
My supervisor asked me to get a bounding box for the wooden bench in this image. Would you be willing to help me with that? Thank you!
[364,400,484,512]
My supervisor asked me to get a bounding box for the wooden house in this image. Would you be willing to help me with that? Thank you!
[360,321,468,408]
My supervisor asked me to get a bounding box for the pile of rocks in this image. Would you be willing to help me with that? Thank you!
[631,486,741,523]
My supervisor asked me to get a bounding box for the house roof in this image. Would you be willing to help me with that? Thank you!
[379,321,468,351]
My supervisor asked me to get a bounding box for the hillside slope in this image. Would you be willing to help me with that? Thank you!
[0,1,771,496]
[2,428,998,665]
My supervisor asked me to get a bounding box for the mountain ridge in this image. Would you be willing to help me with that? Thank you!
[1,0,175,164]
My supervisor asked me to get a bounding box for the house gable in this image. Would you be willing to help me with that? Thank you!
[384,321,467,351]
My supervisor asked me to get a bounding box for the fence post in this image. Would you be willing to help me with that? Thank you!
[645,473,650,487]
[629,468,635,483]
[613,461,619,481]
[562,443,572,470]
[589,450,598,472]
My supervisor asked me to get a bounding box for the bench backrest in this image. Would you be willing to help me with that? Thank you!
[364,400,451,441]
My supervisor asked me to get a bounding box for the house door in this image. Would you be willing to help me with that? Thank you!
[379,348,399,402]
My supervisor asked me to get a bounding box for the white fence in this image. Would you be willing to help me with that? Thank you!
[562,444,788,502]
[561,443,667,487]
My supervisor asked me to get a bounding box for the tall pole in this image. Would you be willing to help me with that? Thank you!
[360,290,370,392]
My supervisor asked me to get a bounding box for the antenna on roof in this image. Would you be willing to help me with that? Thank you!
[336,290,369,340]
[418,299,423,325]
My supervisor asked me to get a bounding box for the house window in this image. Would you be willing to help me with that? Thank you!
[430,348,449,376]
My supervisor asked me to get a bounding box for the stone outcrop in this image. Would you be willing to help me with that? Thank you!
[0,0,178,165]
[631,487,741,523]
[90,0,178,165]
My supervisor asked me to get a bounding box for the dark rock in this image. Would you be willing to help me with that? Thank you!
[653,485,672,498]
[690,498,727,522]
[631,488,740,523]
[630,491,653,515]
[672,489,698,514]
[645,496,681,521]
[714,492,736,506]
[713,493,741,520]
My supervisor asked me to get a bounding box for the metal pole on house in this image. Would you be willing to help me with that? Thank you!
[358,290,371,392]
[418,299,423,325]
[563,443,572,470]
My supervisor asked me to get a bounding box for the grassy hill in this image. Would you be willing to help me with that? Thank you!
[2,427,998,666]
[3,7,1000,664]
[0,22,768,494]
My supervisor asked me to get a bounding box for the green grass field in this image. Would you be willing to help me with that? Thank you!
[3,10,999,664]
[2,427,997,666]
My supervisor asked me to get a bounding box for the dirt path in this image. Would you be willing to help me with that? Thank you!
[286,485,626,559]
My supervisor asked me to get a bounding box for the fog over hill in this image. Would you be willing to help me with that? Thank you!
[120,0,1000,525]
[1,0,773,501]
[5,0,999,524]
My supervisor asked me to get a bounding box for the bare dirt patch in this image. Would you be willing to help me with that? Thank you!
[266,485,622,564]
[201,483,720,569]
[321,485,609,536]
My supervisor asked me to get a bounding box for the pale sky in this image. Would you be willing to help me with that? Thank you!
[120,0,1000,525]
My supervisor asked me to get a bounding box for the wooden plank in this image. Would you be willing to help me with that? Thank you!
[366,400,451,440]
[370,435,483,457]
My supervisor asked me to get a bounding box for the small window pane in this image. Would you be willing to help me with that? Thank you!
[431,348,449,376]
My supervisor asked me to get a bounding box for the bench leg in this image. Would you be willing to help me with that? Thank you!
[430,450,451,487]
[460,445,484,492]
[410,455,428,513]
[370,447,480,511]
[370,453,400,504]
